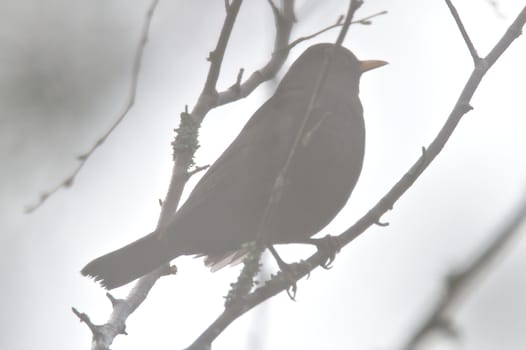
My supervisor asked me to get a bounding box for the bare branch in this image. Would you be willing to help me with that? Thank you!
[285,15,345,51]
[401,191,526,349]
[159,0,245,236]
[201,1,243,99]
[445,0,480,63]
[186,5,526,346]
[284,10,387,53]
[216,0,296,105]
[72,307,108,337]
[186,164,211,179]
[335,0,363,46]
[77,264,173,350]
[353,10,388,25]
[25,0,160,213]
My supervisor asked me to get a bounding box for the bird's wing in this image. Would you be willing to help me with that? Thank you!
[180,93,302,210]
[187,99,281,202]
[166,92,305,255]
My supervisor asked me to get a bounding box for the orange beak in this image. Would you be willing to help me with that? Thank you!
[360,60,388,73]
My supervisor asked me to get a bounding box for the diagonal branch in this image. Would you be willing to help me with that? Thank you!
[401,190,526,349]
[25,0,160,213]
[445,0,480,63]
[159,0,244,227]
[284,10,387,52]
[186,4,526,348]
[216,0,296,105]
[335,0,363,46]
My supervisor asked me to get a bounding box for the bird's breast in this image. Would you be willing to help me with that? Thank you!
[264,97,365,243]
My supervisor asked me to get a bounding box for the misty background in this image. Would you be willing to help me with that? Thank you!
[1,0,525,349]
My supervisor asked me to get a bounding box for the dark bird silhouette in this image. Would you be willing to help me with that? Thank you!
[82,43,387,289]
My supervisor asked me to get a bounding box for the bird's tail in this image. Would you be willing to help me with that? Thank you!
[81,231,174,290]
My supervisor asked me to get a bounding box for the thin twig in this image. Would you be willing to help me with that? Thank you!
[335,0,363,46]
[445,0,480,63]
[401,191,526,349]
[284,10,387,53]
[72,307,106,336]
[25,0,160,214]
[353,10,388,25]
[186,164,211,179]
[285,15,344,51]
[158,0,245,228]
[186,5,526,347]
[216,0,295,105]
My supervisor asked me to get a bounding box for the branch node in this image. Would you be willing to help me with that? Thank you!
[207,50,216,62]
[172,108,200,163]
[159,263,177,277]
[284,16,345,52]
[335,0,365,46]
[227,68,245,96]
[475,57,489,71]
[105,292,124,307]
[186,164,211,179]
[419,145,427,164]
[445,0,480,63]
[408,146,428,178]
[458,102,474,115]
[224,243,262,308]
[72,307,103,337]
[266,0,280,19]
[353,10,388,26]
[168,264,178,275]
[375,219,390,227]
[235,68,244,86]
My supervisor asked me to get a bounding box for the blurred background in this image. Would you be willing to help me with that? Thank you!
[1,0,525,349]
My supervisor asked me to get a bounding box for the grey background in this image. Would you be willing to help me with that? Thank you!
[1,0,525,349]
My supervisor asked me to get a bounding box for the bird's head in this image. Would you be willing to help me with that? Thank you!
[276,43,387,98]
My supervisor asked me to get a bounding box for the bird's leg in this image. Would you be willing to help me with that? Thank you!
[267,245,289,271]
[294,235,343,269]
[267,245,298,300]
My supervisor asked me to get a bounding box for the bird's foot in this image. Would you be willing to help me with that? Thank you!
[303,235,343,269]
[275,261,314,300]
[267,245,313,300]
[282,268,298,301]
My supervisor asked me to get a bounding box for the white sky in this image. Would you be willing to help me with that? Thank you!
[1,1,526,349]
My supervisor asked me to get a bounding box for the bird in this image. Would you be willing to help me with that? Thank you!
[82,43,387,289]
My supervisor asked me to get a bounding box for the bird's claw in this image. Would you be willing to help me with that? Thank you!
[286,281,297,301]
[313,235,342,269]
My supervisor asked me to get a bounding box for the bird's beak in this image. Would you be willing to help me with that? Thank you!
[360,60,388,73]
